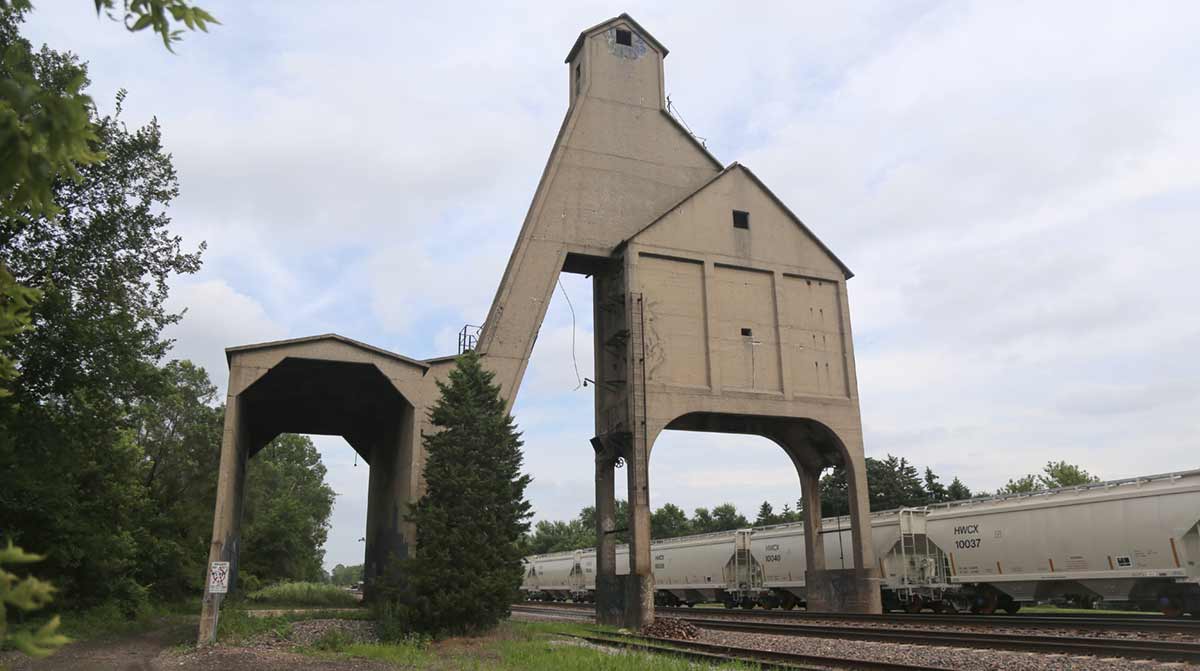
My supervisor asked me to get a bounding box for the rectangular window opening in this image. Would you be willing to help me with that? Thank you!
[616,29,632,46]
[732,210,750,229]
[740,327,753,337]
[574,63,581,96]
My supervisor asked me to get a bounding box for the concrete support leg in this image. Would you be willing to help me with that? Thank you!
[800,466,826,574]
[198,396,249,644]
[805,455,883,614]
[594,449,622,625]
[364,408,415,601]
[625,452,654,629]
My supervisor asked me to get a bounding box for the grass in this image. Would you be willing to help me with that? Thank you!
[307,620,754,670]
[244,581,361,609]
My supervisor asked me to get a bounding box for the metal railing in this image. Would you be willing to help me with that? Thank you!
[458,324,482,354]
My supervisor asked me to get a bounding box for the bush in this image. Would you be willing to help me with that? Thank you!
[245,581,358,608]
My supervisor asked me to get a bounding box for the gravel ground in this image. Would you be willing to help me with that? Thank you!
[696,628,1200,671]
[244,619,380,650]
[678,611,1200,643]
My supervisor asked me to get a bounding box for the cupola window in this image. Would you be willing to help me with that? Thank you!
[616,28,632,46]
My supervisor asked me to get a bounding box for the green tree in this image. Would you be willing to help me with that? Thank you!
[330,564,364,587]
[650,503,690,539]
[0,0,216,370]
[1039,460,1099,489]
[1002,461,1099,495]
[382,351,532,637]
[0,48,201,607]
[1001,474,1039,494]
[129,360,223,599]
[239,434,337,586]
[754,501,777,526]
[711,503,749,531]
[924,467,949,502]
[946,477,972,501]
[690,507,715,533]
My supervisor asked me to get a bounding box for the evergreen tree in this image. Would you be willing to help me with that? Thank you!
[383,351,532,637]
[946,477,972,500]
[924,467,949,502]
[754,501,777,526]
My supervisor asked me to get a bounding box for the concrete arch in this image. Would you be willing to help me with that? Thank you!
[651,411,875,610]
[199,336,435,641]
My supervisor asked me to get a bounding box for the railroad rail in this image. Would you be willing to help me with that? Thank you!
[519,600,1200,633]
[569,631,949,671]
[661,605,1200,633]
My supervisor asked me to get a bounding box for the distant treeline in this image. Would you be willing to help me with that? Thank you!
[523,457,1098,555]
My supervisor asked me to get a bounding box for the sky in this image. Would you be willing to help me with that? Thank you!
[24,2,1200,571]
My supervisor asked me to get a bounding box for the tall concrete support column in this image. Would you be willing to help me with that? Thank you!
[198,395,249,643]
[799,465,826,575]
[624,451,654,628]
[593,450,621,625]
[364,408,415,599]
[804,451,882,613]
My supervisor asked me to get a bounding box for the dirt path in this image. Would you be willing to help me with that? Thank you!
[1,620,395,671]
[2,620,193,671]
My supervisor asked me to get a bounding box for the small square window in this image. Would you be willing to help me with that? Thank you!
[740,328,753,337]
[616,29,632,46]
[732,210,750,229]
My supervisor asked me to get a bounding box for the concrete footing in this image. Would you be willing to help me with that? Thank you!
[595,574,625,626]
[805,567,883,613]
[624,573,655,629]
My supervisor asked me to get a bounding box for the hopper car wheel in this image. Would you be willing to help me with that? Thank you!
[904,596,924,614]
[1160,597,1184,618]
[970,593,998,615]
[1001,599,1021,615]
[781,595,798,611]
[723,600,736,610]
[740,601,756,610]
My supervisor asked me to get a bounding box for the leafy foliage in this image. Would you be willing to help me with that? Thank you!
[0,542,68,658]
[92,1,219,51]
[0,39,204,610]
[240,434,337,586]
[377,351,532,637]
[330,563,364,587]
[1002,460,1100,494]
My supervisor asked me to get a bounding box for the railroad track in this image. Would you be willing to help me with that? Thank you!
[519,601,1200,633]
[672,615,1200,663]
[569,631,949,671]
[661,606,1200,633]
[514,603,1200,663]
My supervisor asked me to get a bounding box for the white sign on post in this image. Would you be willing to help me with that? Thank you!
[208,561,230,594]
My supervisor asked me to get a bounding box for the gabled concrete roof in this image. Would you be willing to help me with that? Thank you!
[624,162,855,279]
[564,13,669,63]
[224,333,431,370]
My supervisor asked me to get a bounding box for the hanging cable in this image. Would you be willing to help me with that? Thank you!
[557,278,583,390]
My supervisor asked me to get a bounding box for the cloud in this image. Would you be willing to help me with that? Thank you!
[164,280,286,393]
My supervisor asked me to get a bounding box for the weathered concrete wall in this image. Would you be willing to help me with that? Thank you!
[476,16,721,404]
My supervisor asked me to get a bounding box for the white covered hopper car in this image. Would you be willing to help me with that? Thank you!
[523,508,952,611]
[924,468,1200,616]
[522,469,1199,615]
